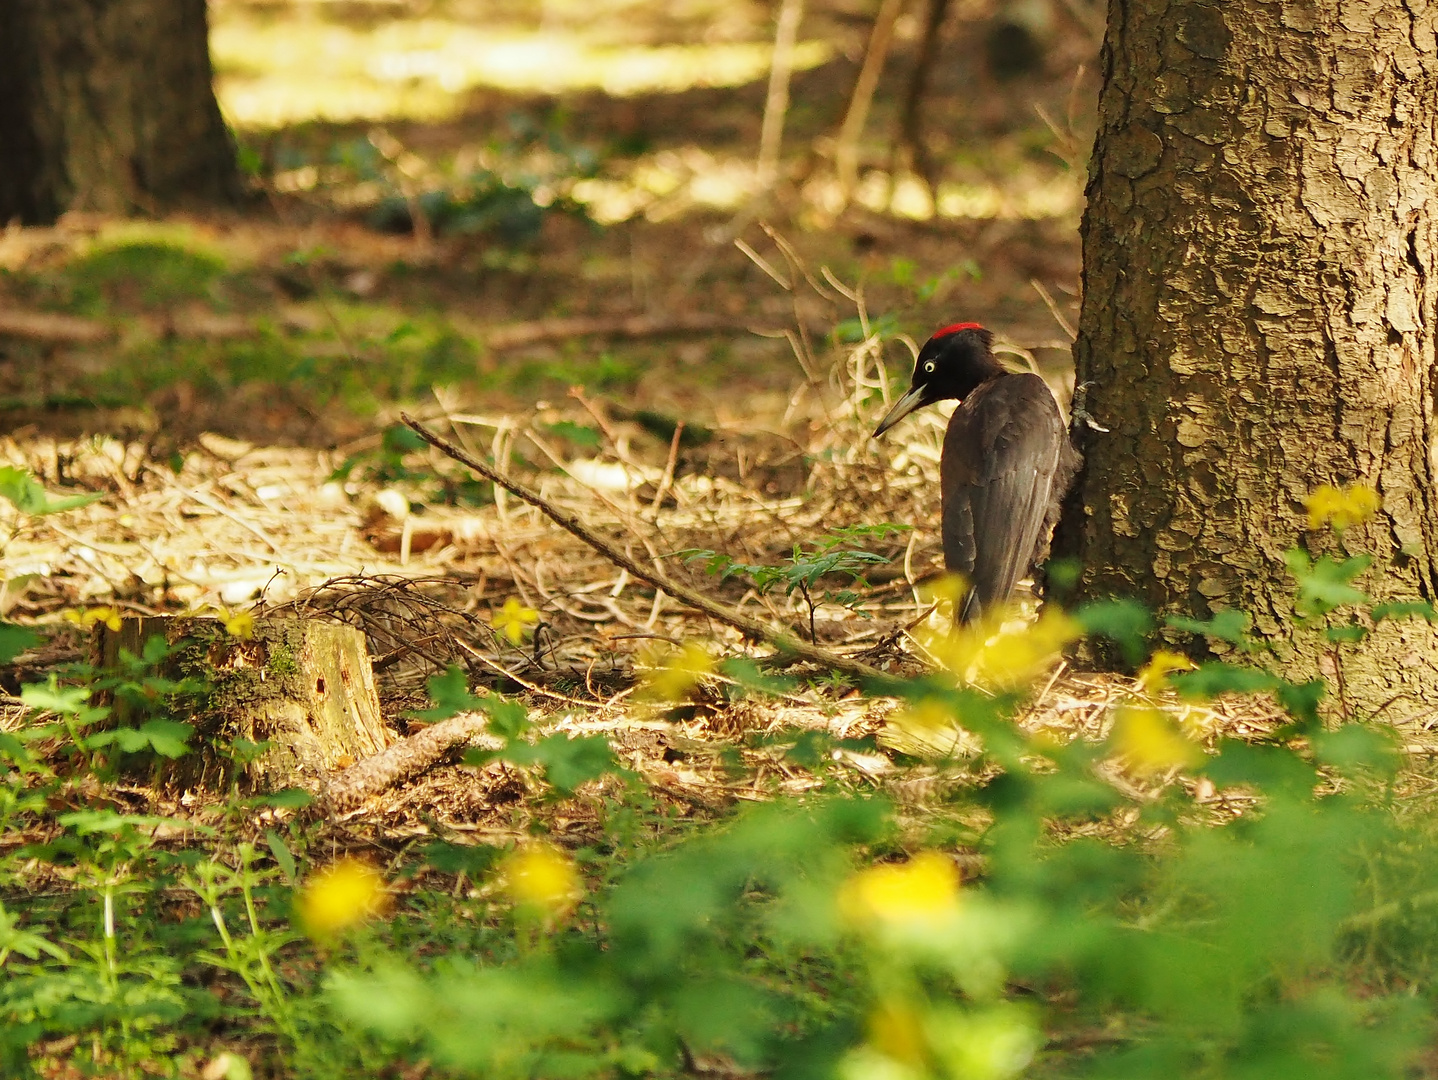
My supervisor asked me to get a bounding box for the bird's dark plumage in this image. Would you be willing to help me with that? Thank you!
[873,324,1077,622]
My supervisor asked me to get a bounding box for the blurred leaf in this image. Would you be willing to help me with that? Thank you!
[22,677,102,719]
[1171,663,1281,700]
[0,466,103,516]
[1286,549,1372,617]
[0,901,68,962]
[422,840,504,877]
[525,734,616,794]
[717,657,797,699]
[540,421,601,449]
[1275,679,1326,726]
[247,788,314,809]
[1311,725,1400,773]
[784,730,831,770]
[266,829,298,885]
[0,622,38,664]
[139,719,193,758]
[1167,608,1254,648]
[1074,598,1153,665]
[381,422,429,455]
[1371,600,1438,623]
[1326,623,1368,644]
[1200,741,1317,794]
[408,665,484,723]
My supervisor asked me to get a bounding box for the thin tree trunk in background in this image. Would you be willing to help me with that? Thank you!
[0,0,240,223]
[758,0,806,187]
[1056,0,1438,712]
[834,0,906,199]
[896,0,952,192]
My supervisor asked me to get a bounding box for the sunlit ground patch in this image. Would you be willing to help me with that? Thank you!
[570,158,1083,225]
[803,172,1083,223]
[213,17,832,128]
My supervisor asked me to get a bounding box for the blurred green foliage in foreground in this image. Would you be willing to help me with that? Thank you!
[3,482,1438,1078]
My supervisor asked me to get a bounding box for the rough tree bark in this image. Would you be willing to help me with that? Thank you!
[0,0,241,223]
[1057,0,1438,712]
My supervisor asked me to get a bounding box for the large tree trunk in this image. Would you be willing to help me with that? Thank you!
[0,0,241,223]
[1057,0,1438,712]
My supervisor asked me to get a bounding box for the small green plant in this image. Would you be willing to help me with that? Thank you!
[1164,483,1436,720]
[65,237,226,313]
[885,257,982,302]
[183,844,306,1049]
[415,666,619,796]
[680,524,911,643]
[18,638,199,781]
[331,423,493,507]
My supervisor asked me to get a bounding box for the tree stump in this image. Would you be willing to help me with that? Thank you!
[94,616,391,794]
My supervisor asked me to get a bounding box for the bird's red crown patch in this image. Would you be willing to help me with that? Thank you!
[932,321,985,338]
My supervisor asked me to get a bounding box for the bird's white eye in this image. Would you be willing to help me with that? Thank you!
[923,361,936,374]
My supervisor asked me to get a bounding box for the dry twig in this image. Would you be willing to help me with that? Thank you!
[757,0,806,186]
[485,313,736,351]
[835,0,906,199]
[0,308,111,344]
[326,712,503,812]
[401,414,891,683]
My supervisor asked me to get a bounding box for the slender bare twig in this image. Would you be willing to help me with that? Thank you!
[651,422,685,514]
[734,238,792,290]
[486,312,735,350]
[835,0,906,199]
[401,414,891,683]
[1031,278,1078,341]
[757,0,806,186]
[454,636,605,708]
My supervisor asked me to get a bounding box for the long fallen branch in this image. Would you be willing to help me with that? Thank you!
[401,414,891,683]
[483,312,736,351]
[0,308,112,344]
[0,307,741,349]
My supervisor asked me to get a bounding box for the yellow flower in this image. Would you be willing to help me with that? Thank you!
[640,641,713,701]
[927,1005,1040,1080]
[63,607,123,632]
[298,857,390,937]
[1111,705,1203,775]
[223,611,255,640]
[504,845,582,919]
[491,597,540,645]
[921,608,1079,689]
[1305,483,1380,533]
[892,697,960,740]
[917,573,971,620]
[886,697,979,759]
[1137,650,1196,694]
[840,851,960,928]
[867,999,928,1066]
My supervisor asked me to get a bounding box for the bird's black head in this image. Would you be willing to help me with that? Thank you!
[872,323,1003,437]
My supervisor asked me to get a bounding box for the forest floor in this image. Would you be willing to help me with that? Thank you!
[3,0,1429,860]
[0,0,1137,822]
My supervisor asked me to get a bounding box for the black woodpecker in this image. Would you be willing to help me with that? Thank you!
[873,322,1079,623]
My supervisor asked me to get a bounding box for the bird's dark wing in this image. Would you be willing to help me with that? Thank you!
[939,373,1066,621]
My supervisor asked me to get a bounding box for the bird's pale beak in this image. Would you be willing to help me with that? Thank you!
[872,385,930,438]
